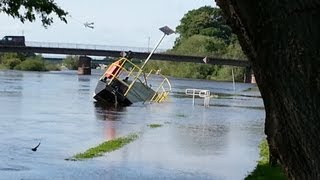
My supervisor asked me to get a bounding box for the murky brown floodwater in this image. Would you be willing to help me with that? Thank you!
[0,69,265,180]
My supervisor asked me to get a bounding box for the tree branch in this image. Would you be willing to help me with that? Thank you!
[0,0,68,27]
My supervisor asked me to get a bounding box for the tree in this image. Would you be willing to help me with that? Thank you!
[216,0,320,179]
[62,55,79,70]
[172,6,246,59]
[0,53,21,69]
[173,34,227,56]
[174,6,233,48]
[0,0,67,27]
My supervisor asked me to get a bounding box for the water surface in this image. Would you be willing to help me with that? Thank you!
[0,70,265,180]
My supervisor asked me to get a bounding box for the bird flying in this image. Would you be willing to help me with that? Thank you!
[84,22,94,29]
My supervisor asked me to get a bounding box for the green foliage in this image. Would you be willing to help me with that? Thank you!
[62,55,79,70]
[148,124,163,128]
[67,133,139,160]
[0,53,22,69]
[176,113,187,117]
[173,6,245,58]
[175,6,232,47]
[0,0,68,27]
[45,62,60,71]
[222,40,247,60]
[151,6,248,81]
[2,58,22,69]
[245,139,286,180]
[0,64,7,70]
[172,35,227,56]
[0,52,32,62]
[14,56,46,71]
[144,60,245,82]
[0,53,60,71]
[211,66,245,81]
[0,53,19,60]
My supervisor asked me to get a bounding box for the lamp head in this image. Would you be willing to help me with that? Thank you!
[159,26,175,35]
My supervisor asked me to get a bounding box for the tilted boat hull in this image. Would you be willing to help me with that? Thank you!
[93,80,131,106]
[93,79,156,106]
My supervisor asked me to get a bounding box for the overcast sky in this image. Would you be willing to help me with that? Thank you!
[0,0,215,49]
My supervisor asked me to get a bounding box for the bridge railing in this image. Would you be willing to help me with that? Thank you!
[25,41,167,53]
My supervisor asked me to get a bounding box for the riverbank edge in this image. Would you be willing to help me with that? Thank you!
[245,139,286,179]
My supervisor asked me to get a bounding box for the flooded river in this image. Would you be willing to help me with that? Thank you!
[0,69,265,180]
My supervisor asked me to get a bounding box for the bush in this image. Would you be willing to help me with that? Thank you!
[45,62,61,71]
[2,58,22,69]
[208,66,245,81]
[62,55,79,70]
[0,64,7,70]
[15,58,46,71]
[0,53,22,69]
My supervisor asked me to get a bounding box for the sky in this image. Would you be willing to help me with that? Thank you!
[0,0,215,50]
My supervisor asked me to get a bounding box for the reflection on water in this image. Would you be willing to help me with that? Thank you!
[78,76,91,94]
[0,70,265,179]
[94,102,127,140]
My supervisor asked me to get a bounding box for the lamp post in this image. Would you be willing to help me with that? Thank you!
[140,26,175,69]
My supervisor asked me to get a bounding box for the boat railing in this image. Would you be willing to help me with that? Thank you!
[147,69,172,103]
[101,58,171,103]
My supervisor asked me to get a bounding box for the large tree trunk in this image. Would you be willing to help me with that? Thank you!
[215,0,320,179]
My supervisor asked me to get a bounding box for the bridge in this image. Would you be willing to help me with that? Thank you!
[0,41,250,67]
[0,41,254,82]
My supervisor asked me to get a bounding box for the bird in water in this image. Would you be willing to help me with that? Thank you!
[31,142,41,152]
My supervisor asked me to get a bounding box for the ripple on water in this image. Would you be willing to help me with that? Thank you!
[0,165,30,171]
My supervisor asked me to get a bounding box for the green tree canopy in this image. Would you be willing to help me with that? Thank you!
[174,6,233,47]
[172,34,227,56]
[0,0,68,27]
[172,6,245,59]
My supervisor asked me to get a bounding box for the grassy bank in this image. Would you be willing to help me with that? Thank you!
[66,133,139,161]
[245,139,286,180]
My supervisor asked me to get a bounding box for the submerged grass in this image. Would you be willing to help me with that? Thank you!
[245,139,286,180]
[176,113,186,117]
[148,124,163,128]
[66,133,139,161]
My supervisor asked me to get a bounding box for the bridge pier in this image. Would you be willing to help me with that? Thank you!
[78,56,92,75]
[244,66,256,83]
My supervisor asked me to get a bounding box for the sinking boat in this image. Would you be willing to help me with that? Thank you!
[93,26,175,106]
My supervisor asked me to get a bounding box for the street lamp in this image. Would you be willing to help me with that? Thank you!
[141,26,175,69]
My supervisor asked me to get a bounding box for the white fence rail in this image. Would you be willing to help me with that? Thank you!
[185,88,211,107]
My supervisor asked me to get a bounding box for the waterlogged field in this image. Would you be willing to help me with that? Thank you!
[0,69,265,179]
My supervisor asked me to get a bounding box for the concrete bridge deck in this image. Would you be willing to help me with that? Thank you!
[0,41,250,67]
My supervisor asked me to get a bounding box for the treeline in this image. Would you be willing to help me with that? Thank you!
[0,53,79,71]
[143,61,245,81]
[145,6,248,82]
